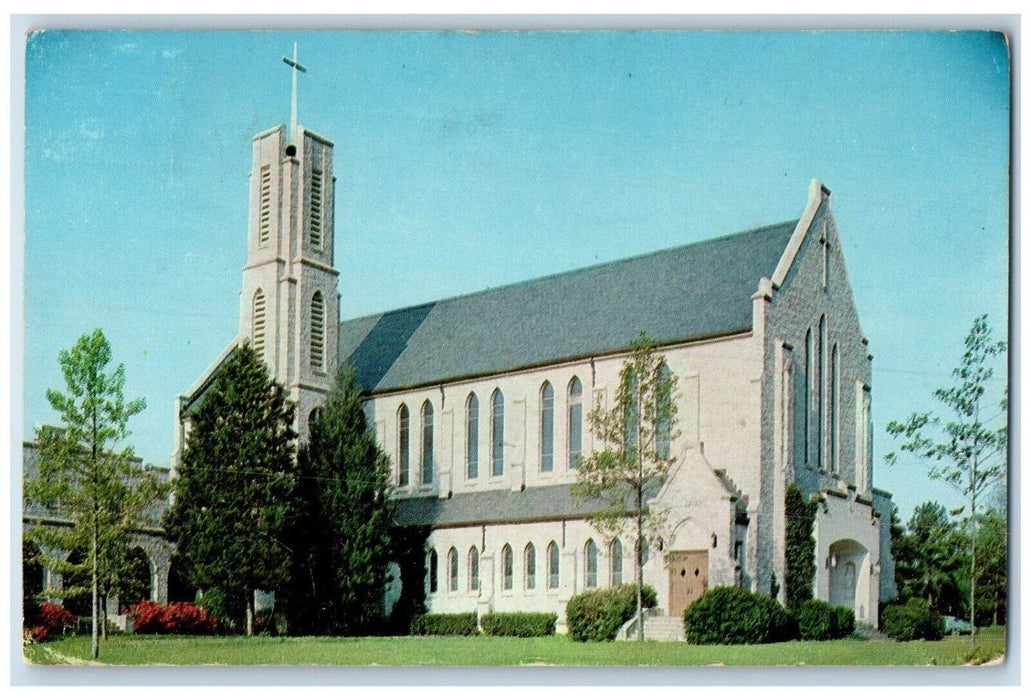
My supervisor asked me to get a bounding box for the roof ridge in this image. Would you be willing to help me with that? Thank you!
[341,219,799,324]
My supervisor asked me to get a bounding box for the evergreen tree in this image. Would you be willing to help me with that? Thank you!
[893,502,966,616]
[287,367,395,636]
[886,314,1007,645]
[164,343,297,636]
[24,329,166,658]
[573,334,678,641]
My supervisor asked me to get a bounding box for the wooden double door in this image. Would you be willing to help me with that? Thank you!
[668,550,708,617]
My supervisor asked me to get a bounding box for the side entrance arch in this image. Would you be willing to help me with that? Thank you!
[828,538,870,620]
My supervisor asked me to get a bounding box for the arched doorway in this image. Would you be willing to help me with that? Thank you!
[828,539,869,618]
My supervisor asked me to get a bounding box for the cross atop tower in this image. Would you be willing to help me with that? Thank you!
[282,42,307,149]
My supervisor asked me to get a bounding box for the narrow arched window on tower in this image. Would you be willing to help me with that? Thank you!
[427,548,438,594]
[309,167,323,248]
[252,289,266,362]
[568,377,583,469]
[421,400,434,484]
[540,381,554,472]
[310,291,325,372]
[398,404,410,487]
[491,389,505,477]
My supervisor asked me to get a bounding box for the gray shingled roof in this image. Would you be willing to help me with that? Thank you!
[393,480,663,529]
[339,220,797,393]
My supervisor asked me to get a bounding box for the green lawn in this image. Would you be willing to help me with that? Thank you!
[23,627,1005,667]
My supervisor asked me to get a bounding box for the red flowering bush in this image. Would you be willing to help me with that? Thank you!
[25,625,50,643]
[129,600,219,635]
[37,602,76,631]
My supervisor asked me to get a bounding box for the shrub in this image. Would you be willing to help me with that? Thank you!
[881,598,944,641]
[566,583,658,642]
[129,600,219,635]
[683,586,798,645]
[481,612,557,637]
[796,599,836,641]
[36,602,76,632]
[409,612,478,636]
[833,605,856,637]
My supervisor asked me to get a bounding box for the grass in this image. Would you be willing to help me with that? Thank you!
[23,626,1006,667]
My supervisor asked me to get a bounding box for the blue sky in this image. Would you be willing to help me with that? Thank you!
[20,30,1010,520]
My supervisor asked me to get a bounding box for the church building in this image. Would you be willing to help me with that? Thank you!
[175,111,897,636]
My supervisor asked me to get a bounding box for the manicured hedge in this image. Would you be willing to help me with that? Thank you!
[566,583,658,642]
[796,599,854,641]
[409,612,479,636]
[683,586,798,645]
[481,612,558,637]
[880,598,944,641]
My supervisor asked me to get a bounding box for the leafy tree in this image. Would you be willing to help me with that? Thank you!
[286,367,395,635]
[24,329,166,658]
[573,334,678,641]
[893,502,965,616]
[784,484,818,610]
[886,314,1007,645]
[961,508,1007,626]
[164,343,298,636]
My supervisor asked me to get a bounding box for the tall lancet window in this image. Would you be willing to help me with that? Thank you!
[568,377,583,469]
[466,393,479,479]
[310,291,325,372]
[491,389,505,477]
[309,167,324,248]
[258,165,272,246]
[421,400,434,484]
[398,404,410,487]
[540,381,554,472]
[656,363,673,459]
[830,344,839,475]
[252,289,267,362]
[817,315,826,470]
[804,328,812,466]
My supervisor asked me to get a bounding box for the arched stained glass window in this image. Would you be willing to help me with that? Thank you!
[447,547,458,592]
[398,404,410,487]
[547,541,560,590]
[568,377,583,469]
[656,363,672,459]
[540,381,554,472]
[428,549,438,594]
[610,539,623,586]
[469,547,480,592]
[466,393,479,479]
[491,389,505,477]
[524,543,536,590]
[421,400,434,484]
[502,544,513,591]
[585,539,598,588]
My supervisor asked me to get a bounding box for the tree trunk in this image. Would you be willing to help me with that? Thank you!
[635,525,644,642]
[970,501,977,649]
[101,593,108,640]
[246,593,255,637]
[91,518,99,659]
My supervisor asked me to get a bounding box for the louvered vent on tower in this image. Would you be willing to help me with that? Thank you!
[309,167,323,248]
[310,291,325,371]
[258,165,272,246]
[253,289,267,361]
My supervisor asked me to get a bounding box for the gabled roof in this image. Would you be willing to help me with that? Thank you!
[393,480,664,529]
[339,220,798,393]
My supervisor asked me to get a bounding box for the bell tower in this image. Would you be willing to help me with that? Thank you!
[239,45,339,443]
